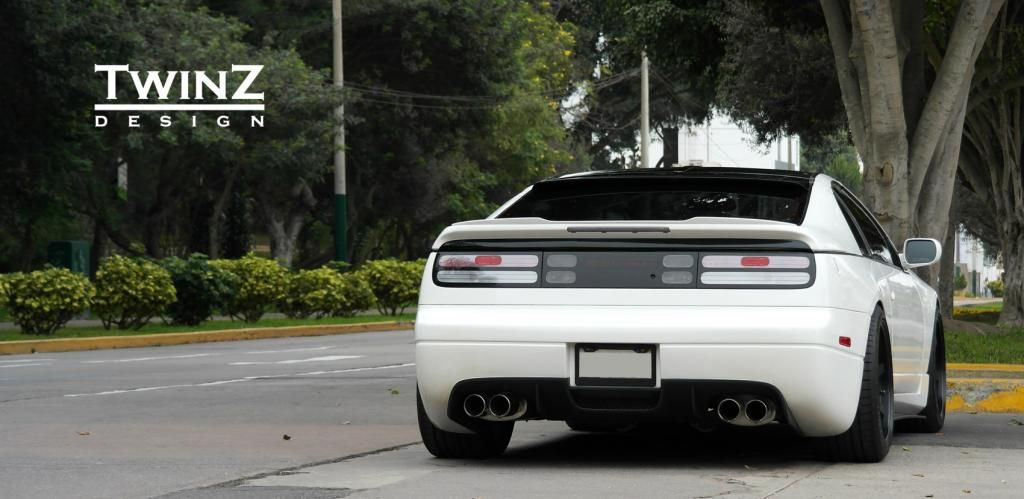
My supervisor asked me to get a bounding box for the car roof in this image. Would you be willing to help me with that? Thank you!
[544,166,817,187]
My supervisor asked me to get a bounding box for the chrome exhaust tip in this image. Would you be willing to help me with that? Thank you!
[744,398,775,424]
[716,398,741,422]
[487,393,514,418]
[463,393,487,418]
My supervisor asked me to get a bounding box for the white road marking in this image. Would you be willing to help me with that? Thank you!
[82,353,219,364]
[63,363,415,398]
[228,355,362,366]
[244,346,333,355]
[0,362,53,368]
[0,358,54,364]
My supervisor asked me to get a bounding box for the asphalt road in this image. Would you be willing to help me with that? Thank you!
[1,330,1022,499]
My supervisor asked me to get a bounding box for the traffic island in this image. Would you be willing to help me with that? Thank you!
[0,321,414,355]
[948,363,1024,413]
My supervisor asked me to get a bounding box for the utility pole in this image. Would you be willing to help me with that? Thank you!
[332,0,347,262]
[787,134,793,171]
[639,51,650,169]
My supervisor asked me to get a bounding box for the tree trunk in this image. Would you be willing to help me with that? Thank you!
[207,165,239,259]
[999,222,1024,325]
[938,218,957,318]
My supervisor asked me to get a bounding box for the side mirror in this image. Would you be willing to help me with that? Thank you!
[901,238,941,269]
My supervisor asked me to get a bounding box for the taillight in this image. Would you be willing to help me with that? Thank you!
[701,255,810,269]
[437,254,539,269]
[699,254,813,288]
[433,249,814,289]
[435,253,541,286]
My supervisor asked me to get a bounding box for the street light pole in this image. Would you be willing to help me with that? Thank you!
[332,0,348,262]
[639,51,650,169]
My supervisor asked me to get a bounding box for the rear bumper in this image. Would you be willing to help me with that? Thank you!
[415,305,869,437]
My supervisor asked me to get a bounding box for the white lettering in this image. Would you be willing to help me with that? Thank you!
[250,115,264,127]
[94,115,108,127]
[159,115,172,127]
[216,115,230,127]
[180,71,190,99]
[194,71,228,100]
[129,71,177,100]
[231,65,264,100]
[191,115,197,127]
[128,115,140,127]
[95,65,129,100]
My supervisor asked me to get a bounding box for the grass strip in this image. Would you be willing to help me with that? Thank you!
[0,314,414,342]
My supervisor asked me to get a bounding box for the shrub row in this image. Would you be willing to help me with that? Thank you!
[0,255,425,335]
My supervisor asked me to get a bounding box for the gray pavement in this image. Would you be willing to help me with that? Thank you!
[1,330,1023,498]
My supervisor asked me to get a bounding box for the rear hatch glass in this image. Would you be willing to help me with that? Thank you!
[497,177,809,224]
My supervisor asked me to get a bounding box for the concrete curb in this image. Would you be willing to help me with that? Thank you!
[947,378,1024,413]
[0,321,414,356]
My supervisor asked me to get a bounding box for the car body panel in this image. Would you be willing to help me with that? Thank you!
[415,168,940,438]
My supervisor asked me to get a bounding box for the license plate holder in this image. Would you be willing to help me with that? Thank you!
[575,344,656,387]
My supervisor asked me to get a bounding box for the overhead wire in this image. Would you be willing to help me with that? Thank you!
[345,68,640,110]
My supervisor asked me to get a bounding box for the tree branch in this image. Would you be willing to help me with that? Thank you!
[909,0,1004,203]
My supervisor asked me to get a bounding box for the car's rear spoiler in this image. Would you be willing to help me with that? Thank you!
[431,217,843,252]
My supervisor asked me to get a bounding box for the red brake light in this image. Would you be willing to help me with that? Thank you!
[474,255,503,266]
[740,256,770,267]
[839,336,852,348]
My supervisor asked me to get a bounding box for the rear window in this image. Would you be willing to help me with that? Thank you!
[497,178,809,224]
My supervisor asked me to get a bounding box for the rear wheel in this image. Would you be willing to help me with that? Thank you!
[904,311,946,433]
[814,307,894,462]
[417,389,513,459]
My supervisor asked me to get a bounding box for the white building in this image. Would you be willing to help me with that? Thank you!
[648,112,800,171]
[955,230,1003,297]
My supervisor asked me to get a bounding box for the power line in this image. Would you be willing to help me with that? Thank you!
[344,68,640,111]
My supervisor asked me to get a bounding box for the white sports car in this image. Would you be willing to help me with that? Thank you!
[415,167,945,462]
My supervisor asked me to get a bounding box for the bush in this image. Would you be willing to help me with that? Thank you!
[5,268,94,335]
[337,272,377,316]
[162,254,239,326]
[0,274,9,301]
[954,273,968,291]
[952,307,1000,324]
[279,268,377,319]
[93,255,176,330]
[211,254,287,322]
[357,258,425,316]
[986,279,1004,298]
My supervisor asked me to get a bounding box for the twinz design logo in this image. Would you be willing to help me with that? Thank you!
[93,64,265,128]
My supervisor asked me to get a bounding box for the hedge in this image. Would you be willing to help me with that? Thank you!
[279,268,376,319]
[5,268,95,335]
[94,255,177,330]
[357,258,425,316]
[211,254,289,322]
[161,254,239,326]
[1,254,424,334]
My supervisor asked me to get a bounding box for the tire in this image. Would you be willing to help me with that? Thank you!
[417,389,513,459]
[814,306,894,462]
[904,310,946,433]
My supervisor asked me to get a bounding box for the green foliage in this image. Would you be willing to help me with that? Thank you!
[954,273,968,291]
[5,268,94,335]
[161,254,239,326]
[93,256,177,330]
[947,327,1024,364]
[0,274,9,301]
[279,268,376,319]
[987,279,1004,298]
[211,254,288,322]
[357,259,426,316]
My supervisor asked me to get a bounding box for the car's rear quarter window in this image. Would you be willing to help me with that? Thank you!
[497,177,810,223]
